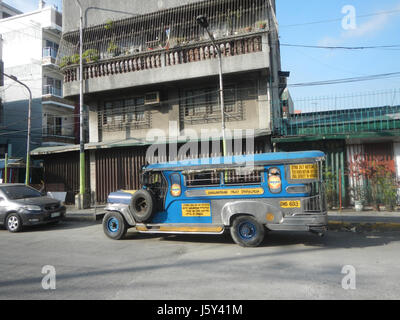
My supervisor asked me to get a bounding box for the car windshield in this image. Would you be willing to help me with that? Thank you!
[0,185,42,200]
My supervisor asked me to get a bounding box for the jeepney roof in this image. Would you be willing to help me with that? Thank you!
[144,151,325,172]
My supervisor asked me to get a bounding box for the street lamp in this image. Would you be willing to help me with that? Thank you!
[3,73,32,185]
[196,15,227,157]
[75,0,87,208]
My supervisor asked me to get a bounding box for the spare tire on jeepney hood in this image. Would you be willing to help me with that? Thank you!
[129,189,156,223]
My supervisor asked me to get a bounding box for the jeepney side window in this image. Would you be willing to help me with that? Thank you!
[267,167,282,194]
[224,169,262,185]
[185,171,220,187]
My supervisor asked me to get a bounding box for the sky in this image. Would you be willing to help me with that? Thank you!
[276,0,400,104]
[4,0,400,106]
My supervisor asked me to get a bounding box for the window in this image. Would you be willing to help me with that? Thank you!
[224,169,262,185]
[185,171,220,187]
[101,96,150,130]
[43,77,62,96]
[183,86,243,124]
[46,115,62,136]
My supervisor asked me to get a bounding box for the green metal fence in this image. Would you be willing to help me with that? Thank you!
[274,89,400,137]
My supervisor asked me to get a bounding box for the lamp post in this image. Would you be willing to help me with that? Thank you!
[196,15,227,157]
[75,0,86,207]
[3,73,32,185]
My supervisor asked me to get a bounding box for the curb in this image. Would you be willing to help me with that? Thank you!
[328,221,400,232]
[65,212,106,222]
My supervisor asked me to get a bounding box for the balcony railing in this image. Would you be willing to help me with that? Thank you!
[62,34,263,83]
[43,47,58,60]
[43,85,62,97]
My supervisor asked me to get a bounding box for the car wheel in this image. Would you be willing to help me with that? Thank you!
[6,214,23,233]
[230,215,265,247]
[103,212,127,240]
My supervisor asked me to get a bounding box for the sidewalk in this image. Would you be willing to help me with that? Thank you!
[64,205,400,231]
[328,209,400,232]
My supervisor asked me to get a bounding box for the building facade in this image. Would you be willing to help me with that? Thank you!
[0,0,22,19]
[0,3,76,170]
[32,0,286,204]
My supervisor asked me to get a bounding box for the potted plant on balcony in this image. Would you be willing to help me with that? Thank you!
[83,49,100,63]
[256,20,267,30]
[59,56,72,68]
[107,41,121,57]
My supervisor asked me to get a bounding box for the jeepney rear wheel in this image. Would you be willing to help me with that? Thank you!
[230,216,265,248]
[130,190,156,223]
[103,211,127,240]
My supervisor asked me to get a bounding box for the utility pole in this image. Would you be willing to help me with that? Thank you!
[74,0,88,208]
[196,15,227,157]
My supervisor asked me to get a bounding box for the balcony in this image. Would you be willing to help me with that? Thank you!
[42,47,59,67]
[62,33,268,98]
[43,85,62,98]
[58,0,273,98]
[42,128,75,145]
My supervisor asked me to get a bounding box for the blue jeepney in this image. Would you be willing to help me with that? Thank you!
[103,151,328,247]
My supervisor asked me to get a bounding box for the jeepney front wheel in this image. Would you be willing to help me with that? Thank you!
[103,211,128,240]
[230,216,265,247]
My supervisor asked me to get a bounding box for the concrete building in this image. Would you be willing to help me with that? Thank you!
[0,2,75,169]
[32,0,287,204]
[0,0,22,19]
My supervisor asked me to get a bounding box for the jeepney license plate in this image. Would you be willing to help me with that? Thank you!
[51,212,60,218]
[280,200,301,208]
[290,164,318,180]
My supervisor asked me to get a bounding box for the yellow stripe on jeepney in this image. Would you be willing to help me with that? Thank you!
[205,188,264,196]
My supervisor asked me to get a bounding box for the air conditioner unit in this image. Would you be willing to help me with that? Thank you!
[144,92,160,105]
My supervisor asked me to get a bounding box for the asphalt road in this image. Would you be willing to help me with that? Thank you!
[0,220,400,300]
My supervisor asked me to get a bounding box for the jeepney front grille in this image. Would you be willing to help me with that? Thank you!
[302,195,324,213]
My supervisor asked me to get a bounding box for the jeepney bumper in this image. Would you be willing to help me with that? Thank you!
[266,212,328,232]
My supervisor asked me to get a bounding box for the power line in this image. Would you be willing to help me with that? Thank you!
[279,8,400,28]
[289,72,400,88]
[280,43,400,50]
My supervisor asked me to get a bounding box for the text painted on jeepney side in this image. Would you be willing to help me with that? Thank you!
[290,164,318,180]
[205,188,264,196]
[182,203,211,217]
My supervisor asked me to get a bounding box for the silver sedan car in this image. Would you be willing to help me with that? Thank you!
[0,184,66,233]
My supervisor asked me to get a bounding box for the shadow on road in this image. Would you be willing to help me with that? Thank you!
[124,228,400,250]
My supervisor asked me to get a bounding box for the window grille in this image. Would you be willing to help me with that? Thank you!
[185,171,221,187]
[224,169,262,185]
[99,96,151,131]
[182,85,244,124]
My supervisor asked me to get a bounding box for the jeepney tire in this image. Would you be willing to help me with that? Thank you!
[103,211,128,240]
[230,215,265,248]
[130,190,156,223]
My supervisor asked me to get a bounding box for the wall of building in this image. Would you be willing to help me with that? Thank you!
[0,6,74,158]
